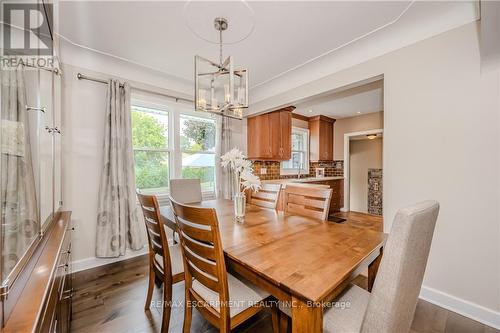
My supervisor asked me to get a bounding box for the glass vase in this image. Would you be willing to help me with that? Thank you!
[233,192,246,222]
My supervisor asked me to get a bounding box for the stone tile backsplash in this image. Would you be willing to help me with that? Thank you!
[252,160,344,180]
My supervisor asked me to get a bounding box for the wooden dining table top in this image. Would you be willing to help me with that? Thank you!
[160,199,386,303]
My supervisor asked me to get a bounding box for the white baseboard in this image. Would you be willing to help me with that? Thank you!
[72,247,149,273]
[420,286,500,330]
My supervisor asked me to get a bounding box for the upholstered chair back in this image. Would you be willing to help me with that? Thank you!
[361,200,440,333]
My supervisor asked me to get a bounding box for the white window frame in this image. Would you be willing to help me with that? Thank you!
[178,111,217,199]
[131,93,217,202]
[280,127,310,175]
[131,98,173,202]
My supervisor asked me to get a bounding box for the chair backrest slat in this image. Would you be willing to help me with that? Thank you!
[361,201,439,333]
[284,185,332,221]
[183,246,218,277]
[181,233,217,261]
[250,183,282,209]
[178,221,214,243]
[170,197,230,320]
[137,192,173,277]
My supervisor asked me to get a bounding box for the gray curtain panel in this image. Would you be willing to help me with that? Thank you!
[96,80,144,257]
[1,68,39,277]
[216,116,234,200]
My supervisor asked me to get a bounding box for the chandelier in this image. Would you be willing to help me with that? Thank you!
[195,18,248,119]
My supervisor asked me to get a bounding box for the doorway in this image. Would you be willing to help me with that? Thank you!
[343,129,383,215]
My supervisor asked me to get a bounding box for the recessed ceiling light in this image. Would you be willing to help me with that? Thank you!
[366,134,377,140]
[357,111,362,114]
[308,110,313,113]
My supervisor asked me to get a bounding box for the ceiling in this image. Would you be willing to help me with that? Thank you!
[58,1,477,90]
[293,80,383,119]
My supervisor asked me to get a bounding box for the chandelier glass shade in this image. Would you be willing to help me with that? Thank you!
[194,18,248,119]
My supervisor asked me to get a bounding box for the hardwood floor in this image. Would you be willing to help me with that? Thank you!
[71,212,498,333]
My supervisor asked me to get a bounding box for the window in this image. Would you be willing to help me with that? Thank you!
[131,105,170,195]
[281,127,309,175]
[131,97,217,199]
[180,114,216,193]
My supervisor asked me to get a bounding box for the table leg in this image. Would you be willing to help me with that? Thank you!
[368,247,383,292]
[291,296,322,333]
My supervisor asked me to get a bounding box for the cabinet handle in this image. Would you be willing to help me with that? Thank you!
[26,105,46,113]
[61,289,74,300]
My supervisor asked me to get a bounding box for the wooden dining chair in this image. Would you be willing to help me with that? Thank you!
[169,198,278,333]
[283,185,333,221]
[248,183,282,209]
[137,192,184,333]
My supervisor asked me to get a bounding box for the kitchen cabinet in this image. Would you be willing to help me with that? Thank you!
[309,115,335,161]
[247,107,293,160]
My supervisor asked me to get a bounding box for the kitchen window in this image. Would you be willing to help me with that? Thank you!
[281,127,309,175]
[131,96,216,201]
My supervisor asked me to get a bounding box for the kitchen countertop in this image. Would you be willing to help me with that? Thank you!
[263,176,344,188]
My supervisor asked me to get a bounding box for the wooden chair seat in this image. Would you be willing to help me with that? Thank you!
[153,244,184,276]
[192,273,270,317]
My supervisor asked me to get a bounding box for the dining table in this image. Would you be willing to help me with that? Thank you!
[160,199,386,333]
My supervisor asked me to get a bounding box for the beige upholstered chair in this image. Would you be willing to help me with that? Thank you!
[249,183,282,209]
[169,178,203,203]
[169,179,203,243]
[137,192,184,333]
[170,198,278,333]
[323,200,440,333]
[283,185,333,221]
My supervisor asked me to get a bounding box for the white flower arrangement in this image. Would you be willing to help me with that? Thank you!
[221,148,262,193]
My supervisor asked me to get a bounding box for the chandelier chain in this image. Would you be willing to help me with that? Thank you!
[219,27,223,67]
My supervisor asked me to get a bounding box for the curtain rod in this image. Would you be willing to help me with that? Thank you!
[22,63,62,75]
[76,72,193,104]
[76,72,244,120]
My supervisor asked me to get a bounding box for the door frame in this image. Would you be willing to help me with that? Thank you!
[342,128,384,212]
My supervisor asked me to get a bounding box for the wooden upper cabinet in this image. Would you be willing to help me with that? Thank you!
[279,111,292,160]
[247,115,272,159]
[309,115,336,161]
[247,107,294,160]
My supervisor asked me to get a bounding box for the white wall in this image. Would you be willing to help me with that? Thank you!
[247,23,500,326]
[334,111,384,160]
[349,138,383,213]
[61,63,107,264]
